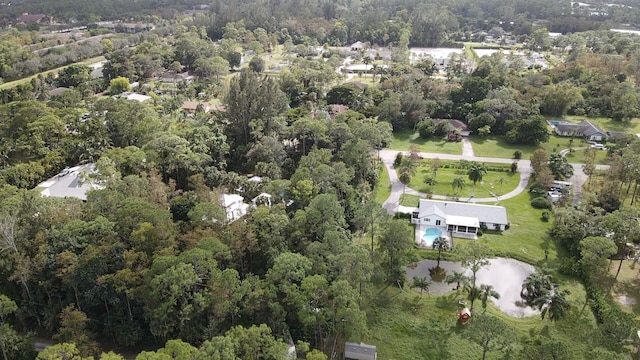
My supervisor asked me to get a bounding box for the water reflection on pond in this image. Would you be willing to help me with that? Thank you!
[406,257,539,317]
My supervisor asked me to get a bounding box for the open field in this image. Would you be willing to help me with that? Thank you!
[365,278,592,359]
[388,130,462,154]
[408,160,518,199]
[610,260,640,319]
[0,56,105,90]
[390,131,611,165]
[461,191,554,266]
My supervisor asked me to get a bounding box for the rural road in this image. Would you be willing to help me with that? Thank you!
[379,147,609,214]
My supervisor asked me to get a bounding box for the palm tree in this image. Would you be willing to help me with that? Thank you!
[467,162,488,196]
[424,177,437,186]
[478,284,501,312]
[533,287,571,324]
[371,64,379,82]
[412,276,432,296]
[468,285,481,311]
[497,177,506,193]
[399,166,414,194]
[446,271,469,294]
[521,271,552,306]
[432,237,449,266]
[452,177,466,196]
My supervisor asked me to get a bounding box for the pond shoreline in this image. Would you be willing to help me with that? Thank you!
[406,257,540,317]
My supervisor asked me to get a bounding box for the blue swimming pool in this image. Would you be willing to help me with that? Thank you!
[422,227,443,247]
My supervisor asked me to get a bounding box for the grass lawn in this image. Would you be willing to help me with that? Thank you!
[0,56,105,90]
[469,134,611,165]
[609,260,640,319]
[399,194,421,207]
[373,165,391,204]
[408,160,518,199]
[389,130,462,154]
[365,280,594,359]
[478,192,555,266]
[562,146,609,165]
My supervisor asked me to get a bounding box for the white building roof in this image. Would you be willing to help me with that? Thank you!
[418,199,508,225]
[35,164,104,201]
[221,194,249,222]
[446,215,479,227]
[123,92,151,102]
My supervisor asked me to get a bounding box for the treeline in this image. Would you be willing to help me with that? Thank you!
[0,58,411,357]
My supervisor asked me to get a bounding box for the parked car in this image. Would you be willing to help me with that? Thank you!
[590,143,605,150]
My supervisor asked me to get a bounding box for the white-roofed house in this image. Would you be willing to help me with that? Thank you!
[407,199,508,246]
[123,92,152,102]
[221,194,250,222]
[35,164,104,201]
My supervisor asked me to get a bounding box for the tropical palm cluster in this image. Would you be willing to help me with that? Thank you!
[521,271,571,323]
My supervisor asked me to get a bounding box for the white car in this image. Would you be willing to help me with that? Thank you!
[590,143,605,150]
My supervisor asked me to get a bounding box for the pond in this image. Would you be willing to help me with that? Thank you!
[406,257,539,317]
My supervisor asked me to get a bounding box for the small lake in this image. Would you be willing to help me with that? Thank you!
[406,257,539,317]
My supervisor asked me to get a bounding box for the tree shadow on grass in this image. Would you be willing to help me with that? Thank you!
[613,277,640,316]
[435,292,463,312]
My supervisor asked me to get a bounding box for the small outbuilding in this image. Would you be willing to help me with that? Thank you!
[344,342,377,360]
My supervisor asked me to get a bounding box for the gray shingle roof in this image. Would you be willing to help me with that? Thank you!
[35,164,103,201]
[418,199,508,225]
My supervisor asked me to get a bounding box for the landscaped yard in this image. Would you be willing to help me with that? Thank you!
[408,160,519,199]
[373,165,391,204]
[469,134,610,165]
[388,130,462,154]
[471,192,555,266]
[399,193,421,207]
[0,55,105,90]
[365,274,592,359]
[610,260,640,319]
[562,146,609,165]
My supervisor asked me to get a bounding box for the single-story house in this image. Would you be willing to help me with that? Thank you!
[410,199,508,240]
[122,92,152,102]
[433,119,470,136]
[554,120,607,142]
[35,164,104,201]
[349,41,366,52]
[344,342,376,360]
[365,48,392,60]
[17,13,47,24]
[221,194,250,222]
[181,101,212,114]
[161,71,194,84]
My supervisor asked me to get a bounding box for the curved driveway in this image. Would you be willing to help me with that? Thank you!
[379,148,609,214]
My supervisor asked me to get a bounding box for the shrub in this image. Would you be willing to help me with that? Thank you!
[394,152,403,167]
[531,197,552,209]
[529,183,547,198]
[541,211,550,222]
[513,150,522,159]
[417,119,435,139]
[510,161,518,173]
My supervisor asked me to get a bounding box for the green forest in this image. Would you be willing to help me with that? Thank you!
[0,0,639,359]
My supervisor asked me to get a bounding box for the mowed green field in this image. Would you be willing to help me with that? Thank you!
[408,160,518,199]
[388,130,463,154]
